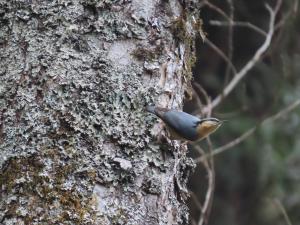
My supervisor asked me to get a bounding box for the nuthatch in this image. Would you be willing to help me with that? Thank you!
[146,106,223,142]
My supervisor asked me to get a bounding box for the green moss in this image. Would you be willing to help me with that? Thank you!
[170,16,197,84]
[0,155,44,192]
[171,17,190,42]
[192,17,207,41]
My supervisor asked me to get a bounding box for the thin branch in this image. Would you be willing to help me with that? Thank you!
[190,190,204,211]
[268,0,298,59]
[191,87,205,115]
[194,143,215,225]
[275,0,298,32]
[271,198,293,225]
[261,99,300,125]
[193,83,210,106]
[193,83,211,117]
[209,20,267,37]
[193,105,215,225]
[203,0,267,37]
[195,127,256,163]
[224,0,234,87]
[202,137,215,225]
[202,0,281,113]
[195,99,300,163]
[202,0,230,21]
[204,38,237,75]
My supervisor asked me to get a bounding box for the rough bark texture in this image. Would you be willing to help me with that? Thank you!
[0,0,201,224]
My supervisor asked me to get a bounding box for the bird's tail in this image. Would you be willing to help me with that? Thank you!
[145,105,169,118]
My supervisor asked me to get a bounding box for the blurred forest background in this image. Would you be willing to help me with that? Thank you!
[186,0,300,225]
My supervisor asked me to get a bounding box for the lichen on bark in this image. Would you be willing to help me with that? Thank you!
[0,0,201,224]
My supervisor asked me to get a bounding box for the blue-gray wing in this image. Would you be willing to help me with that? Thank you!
[163,110,200,141]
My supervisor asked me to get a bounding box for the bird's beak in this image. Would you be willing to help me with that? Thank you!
[220,120,228,124]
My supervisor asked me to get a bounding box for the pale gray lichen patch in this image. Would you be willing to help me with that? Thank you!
[0,0,199,224]
[107,41,138,66]
[131,0,157,20]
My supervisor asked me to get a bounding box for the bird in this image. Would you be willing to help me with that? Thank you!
[146,105,223,142]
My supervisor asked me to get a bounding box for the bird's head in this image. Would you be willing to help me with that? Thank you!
[196,118,223,140]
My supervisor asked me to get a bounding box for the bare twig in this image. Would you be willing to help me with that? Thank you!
[190,190,203,211]
[271,198,293,225]
[204,38,237,75]
[191,87,205,114]
[261,99,300,125]
[193,83,210,106]
[204,0,267,37]
[265,0,299,65]
[202,137,215,225]
[192,101,215,225]
[202,0,230,21]
[195,127,256,163]
[209,20,267,37]
[193,83,211,117]
[202,0,282,113]
[275,0,298,30]
[195,98,300,163]
[194,142,215,225]
[268,0,298,60]
[224,0,234,87]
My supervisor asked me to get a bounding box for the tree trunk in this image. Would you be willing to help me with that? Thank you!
[0,0,200,224]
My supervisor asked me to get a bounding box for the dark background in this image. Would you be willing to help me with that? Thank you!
[186,0,300,225]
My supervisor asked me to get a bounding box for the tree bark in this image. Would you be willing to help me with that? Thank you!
[0,0,200,224]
